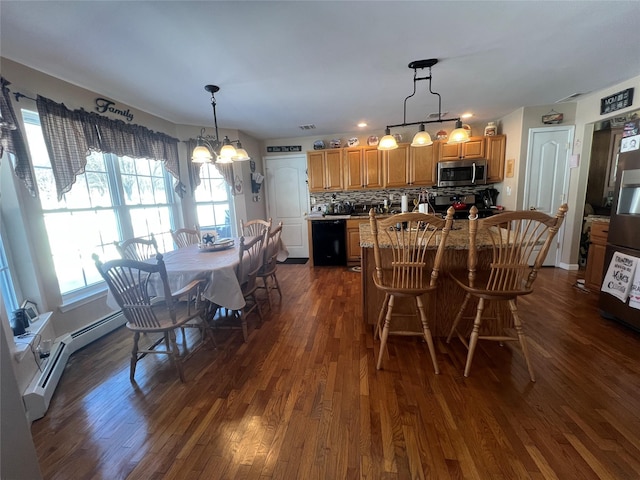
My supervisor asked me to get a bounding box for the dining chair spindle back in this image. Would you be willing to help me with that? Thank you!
[115,234,160,261]
[93,253,208,382]
[171,227,200,249]
[369,207,455,372]
[446,204,569,381]
[257,221,283,309]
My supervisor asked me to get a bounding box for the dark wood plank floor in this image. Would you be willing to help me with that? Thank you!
[31,265,640,479]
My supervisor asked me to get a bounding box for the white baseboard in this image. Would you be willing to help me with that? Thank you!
[22,311,125,422]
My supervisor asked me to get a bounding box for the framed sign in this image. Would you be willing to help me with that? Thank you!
[21,300,39,322]
[601,88,634,115]
[267,145,302,153]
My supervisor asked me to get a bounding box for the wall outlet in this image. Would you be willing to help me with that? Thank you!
[389,194,394,201]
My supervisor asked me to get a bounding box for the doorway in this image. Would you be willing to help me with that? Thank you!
[523,126,574,266]
[264,154,310,258]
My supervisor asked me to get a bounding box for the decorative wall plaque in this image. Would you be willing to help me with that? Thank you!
[600,88,634,115]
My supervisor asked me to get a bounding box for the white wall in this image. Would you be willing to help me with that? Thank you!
[565,75,640,266]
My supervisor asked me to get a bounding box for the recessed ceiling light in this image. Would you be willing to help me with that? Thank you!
[357,122,368,128]
[460,113,473,119]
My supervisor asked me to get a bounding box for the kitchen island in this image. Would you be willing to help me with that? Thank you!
[359,220,509,337]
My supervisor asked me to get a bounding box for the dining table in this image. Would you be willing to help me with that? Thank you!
[105,233,290,313]
[105,239,248,311]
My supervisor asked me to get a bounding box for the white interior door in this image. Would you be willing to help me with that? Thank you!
[523,126,574,266]
[264,155,310,258]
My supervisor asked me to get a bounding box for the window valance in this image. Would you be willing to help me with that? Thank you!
[36,95,180,200]
[0,77,37,197]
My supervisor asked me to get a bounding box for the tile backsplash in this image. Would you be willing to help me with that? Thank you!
[311,185,496,210]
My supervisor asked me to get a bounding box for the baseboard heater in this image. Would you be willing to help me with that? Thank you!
[23,311,126,422]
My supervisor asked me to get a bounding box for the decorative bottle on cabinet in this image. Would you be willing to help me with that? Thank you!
[484,122,497,136]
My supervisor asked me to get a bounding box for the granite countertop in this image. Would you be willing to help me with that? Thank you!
[359,220,493,250]
[307,214,392,221]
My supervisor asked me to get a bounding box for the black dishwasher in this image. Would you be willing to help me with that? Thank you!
[311,219,347,266]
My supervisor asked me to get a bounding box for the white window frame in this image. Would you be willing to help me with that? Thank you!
[21,109,179,302]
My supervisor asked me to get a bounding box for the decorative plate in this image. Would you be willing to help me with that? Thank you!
[313,140,326,150]
[367,135,379,146]
[199,239,234,252]
[436,130,448,140]
[347,137,359,147]
[330,138,342,148]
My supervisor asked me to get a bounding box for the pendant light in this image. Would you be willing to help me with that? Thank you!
[410,124,433,147]
[378,128,399,150]
[378,59,470,150]
[191,84,251,163]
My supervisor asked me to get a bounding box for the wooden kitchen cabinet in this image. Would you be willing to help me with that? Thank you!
[383,143,437,188]
[584,220,609,292]
[409,143,436,186]
[346,218,369,265]
[485,135,506,183]
[307,150,343,192]
[344,146,383,190]
[438,136,485,161]
[382,144,410,188]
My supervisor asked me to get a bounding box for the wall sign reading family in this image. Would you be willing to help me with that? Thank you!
[600,88,634,115]
[95,97,134,122]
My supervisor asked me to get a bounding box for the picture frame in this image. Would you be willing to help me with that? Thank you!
[21,300,39,322]
[505,159,515,178]
[542,111,564,124]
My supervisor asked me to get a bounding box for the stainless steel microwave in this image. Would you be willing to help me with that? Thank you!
[437,159,487,187]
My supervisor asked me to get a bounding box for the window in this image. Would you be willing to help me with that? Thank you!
[22,109,178,296]
[194,162,235,239]
[0,231,19,317]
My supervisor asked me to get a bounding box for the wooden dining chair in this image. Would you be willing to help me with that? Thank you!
[257,221,283,310]
[446,204,569,381]
[240,218,272,238]
[233,234,266,342]
[93,253,210,383]
[115,234,160,261]
[171,227,200,249]
[369,207,455,372]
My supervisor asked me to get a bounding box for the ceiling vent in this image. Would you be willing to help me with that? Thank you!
[298,124,316,130]
[427,111,449,119]
[555,93,585,103]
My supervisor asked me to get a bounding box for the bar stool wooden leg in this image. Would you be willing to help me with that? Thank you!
[416,296,439,374]
[509,299,535,382]
[464,298,485,377]
[376,295,394,370]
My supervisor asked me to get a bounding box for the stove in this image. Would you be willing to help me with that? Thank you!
[432,193,495,219]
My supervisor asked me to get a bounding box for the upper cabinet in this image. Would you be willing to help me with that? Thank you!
[438,136,485,161]
[344,146,383,190]
[485,135,506,183]
[307,134,504,192]
[307,150,343,192]
[382,144,410,188]
[410,143,437,186]
[382,143,437,188]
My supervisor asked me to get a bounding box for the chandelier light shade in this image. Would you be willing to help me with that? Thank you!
[447,120,471,144]
[410,123,433,147]
[378,128,399,150]
[191,84,250,163]
[378,58,469,150]
[191,144,214,163]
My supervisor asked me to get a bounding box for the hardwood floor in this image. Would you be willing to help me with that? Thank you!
[31,265,640,479]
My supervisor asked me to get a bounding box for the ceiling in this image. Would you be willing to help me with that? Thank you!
[2,1,639,141]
